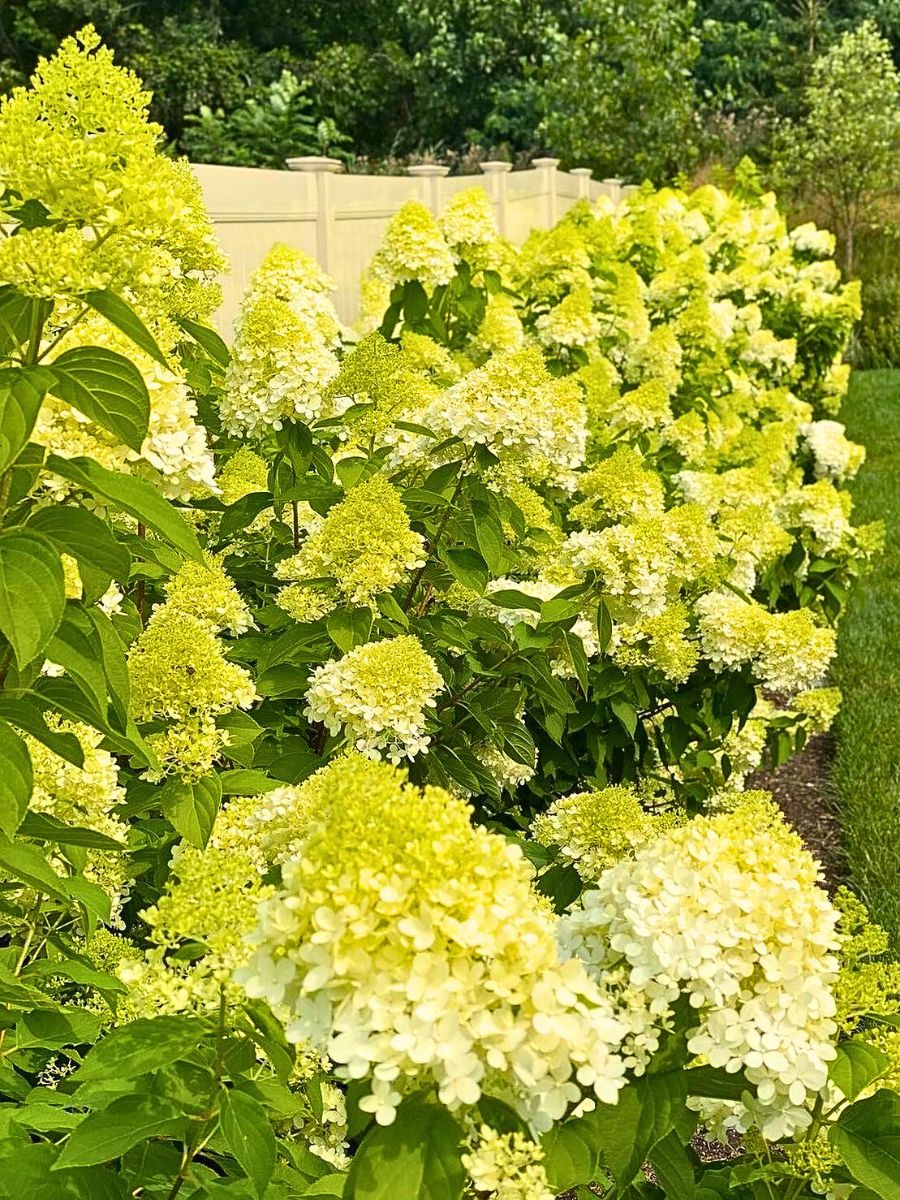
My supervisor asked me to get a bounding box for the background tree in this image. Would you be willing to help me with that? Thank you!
[776,20,900,275]
[536,0,700,182]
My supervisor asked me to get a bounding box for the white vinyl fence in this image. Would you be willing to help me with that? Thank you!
[191,157,637,333]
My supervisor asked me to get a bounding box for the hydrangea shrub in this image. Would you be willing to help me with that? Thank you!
[0,28,897,1200]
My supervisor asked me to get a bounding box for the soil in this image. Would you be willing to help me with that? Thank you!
[748,731,847,893]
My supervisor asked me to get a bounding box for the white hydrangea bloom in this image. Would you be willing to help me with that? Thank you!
[801,421,865,482]
[303,636,443,762]
[558,796,840,1141]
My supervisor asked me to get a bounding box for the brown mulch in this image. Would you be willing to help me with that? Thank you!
[748,731,848,893]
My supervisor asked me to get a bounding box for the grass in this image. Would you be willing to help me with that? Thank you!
[832,369,900,943]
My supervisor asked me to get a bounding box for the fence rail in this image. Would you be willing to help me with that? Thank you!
[191,157,637,333]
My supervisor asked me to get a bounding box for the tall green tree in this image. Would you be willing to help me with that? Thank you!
[776,20,900,274]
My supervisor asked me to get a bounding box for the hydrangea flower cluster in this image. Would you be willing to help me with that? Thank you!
[128,573,257,782]
[559,795,840,1140]
[414,346,587,488]
[303,636,443,762]
[25,719,130,923]
[696,591,836,693]
[275,475,425,612]
[370,200,457,290]
[531,785,672,880]
[462,1125,554,1200]
[237,756,629,1131]
[438,186,500,249]
[222,242,341,435]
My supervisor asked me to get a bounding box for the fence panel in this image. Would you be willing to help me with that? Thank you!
[191,160,626,333]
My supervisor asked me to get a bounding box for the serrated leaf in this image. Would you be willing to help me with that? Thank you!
[326,607,373,652]
[45,454,202,560]
[0,720,32,837]
[830,1041,891,1102]
[180,315,230,370]
[74,1016,204,1082]
[52,1094,184,1169]
[48,347,149,452]
[219,1088,276,1197]
[830,1089,900,1198]
[597,598,613,652]
[0,839,70,899]
[18,811,124,850]
[0,529,65,666]
[0,366,53,473]
[345,1093,464,1200]
[541,1118,600,1190]
[441,546,488,593]
[27,507,129,597]
[163,773,222,849]
[83,289,169,368]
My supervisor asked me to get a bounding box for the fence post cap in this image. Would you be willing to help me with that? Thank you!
[532,156,561,169]
[480,160,513,174]
[571,167,593,177]
[286,155,343,173]
[602,176,623,186]
[406,164,451,177]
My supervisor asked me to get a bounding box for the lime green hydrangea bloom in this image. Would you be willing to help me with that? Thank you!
[130,607,257,724]
[571,447,666,528]
[532,785,670,880]
[0,26,224,321]
[370,200,456,290]
[237,756,629,1130]
[162,552,252,636]
[438,186,499,249]
[275,475,425,609]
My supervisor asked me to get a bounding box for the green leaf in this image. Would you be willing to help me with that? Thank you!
[48,347,150,452]
[441,547,488,593]
[684,1065,753,1102]
[52,1094,184,1170]
[327,607,373,652]
[180,315,230,370]
[163,773,222,849]
[18,811,124,850]
[219,1088,277,1198]
[83,289,169,368]
[0,1141,129,1199]
[27,507,130,596]
[0,839,71,900]
[0,286,45,357]
[84,607,130,725]
[0,529,65,666]
[220,769,281,796]
[75,1016,205,1082]
[15,1006,100,1051]
[45,455,202,559]
[473,514,506,574]
[487,588,544,613]
[580,1072,695,1189]
[0,367,53,473]
[0,691,84,763]
[541,1119,600,1191]
[648,1130,696,1198]
[45,604,110,719]
[0,720,32,837]
[830,1041,891,1102]
[830,1089,900,1198]
[597,598,613,652]
[345,1094,464,1200]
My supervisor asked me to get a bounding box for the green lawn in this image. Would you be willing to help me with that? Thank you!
[833,369,900,943]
